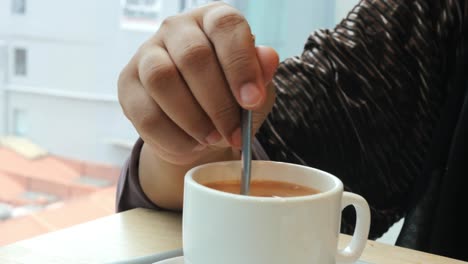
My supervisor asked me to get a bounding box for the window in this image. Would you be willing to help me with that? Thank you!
[14,48,27,76]
[11,0,26,15]
[13,108,28,136]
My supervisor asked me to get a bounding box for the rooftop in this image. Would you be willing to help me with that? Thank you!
[0,137,121,246]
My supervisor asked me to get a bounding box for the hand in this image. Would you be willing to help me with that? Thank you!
[118,2,279,166]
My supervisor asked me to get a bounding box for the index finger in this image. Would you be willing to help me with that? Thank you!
[199,4,265,110]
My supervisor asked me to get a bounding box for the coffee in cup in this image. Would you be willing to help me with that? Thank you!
[204,179,320,197]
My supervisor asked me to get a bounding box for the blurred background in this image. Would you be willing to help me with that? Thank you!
[0,0,362,245]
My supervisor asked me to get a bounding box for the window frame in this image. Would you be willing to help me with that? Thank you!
[11,0,26,15]
[13,47,27,76]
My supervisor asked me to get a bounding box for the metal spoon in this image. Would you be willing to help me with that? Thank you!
[240,109,253,195]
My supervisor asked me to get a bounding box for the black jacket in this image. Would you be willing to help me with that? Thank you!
[258,0,468,260]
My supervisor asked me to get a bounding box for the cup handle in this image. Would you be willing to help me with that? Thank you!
[336,192,371,263]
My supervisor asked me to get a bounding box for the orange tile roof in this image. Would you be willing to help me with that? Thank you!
[0,145,121,247]
[0,187,116,246]
[0,173,26,203]
[0,215,50,245]
[0,148,80,183]
[50,156,121,182]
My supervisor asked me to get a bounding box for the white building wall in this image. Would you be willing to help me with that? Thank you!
[6,41,97,92]
[6,91,134,165]
[0,41,6,135]
[0,0,98,42]
[0,0,145,165]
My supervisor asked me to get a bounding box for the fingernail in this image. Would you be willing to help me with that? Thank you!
[230,127,242,149]
[240,83,261,107]
[205,130,222,145]
[192,144,207,152]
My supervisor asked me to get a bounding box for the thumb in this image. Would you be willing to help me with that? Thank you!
[256,46,279,85]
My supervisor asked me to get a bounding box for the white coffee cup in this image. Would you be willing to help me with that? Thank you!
[183,160,370,264]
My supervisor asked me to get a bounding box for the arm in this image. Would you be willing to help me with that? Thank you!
[116,137,241,212]
[257,0,458,239]
[116,134,272,212]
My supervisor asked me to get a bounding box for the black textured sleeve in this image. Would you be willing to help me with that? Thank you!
[257,0,462,239]
[116,138,161,212]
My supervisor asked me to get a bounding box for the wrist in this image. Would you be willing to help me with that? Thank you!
[139,143,240,210]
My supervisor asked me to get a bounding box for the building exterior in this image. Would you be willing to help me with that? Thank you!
[0,0,352,165]
[0,0,170,165]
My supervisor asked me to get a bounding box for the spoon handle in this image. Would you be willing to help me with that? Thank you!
[241,109,253,195]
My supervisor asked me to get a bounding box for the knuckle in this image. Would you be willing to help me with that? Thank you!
[118,95,130,120]
[178,43,213,70]
[117,86,129,117]
[211,101,239,128]
[205,8,246,35]
[120,103,138,125]
[213,12,245,30]
[120,105,131,121]
[223,49,252,73]
[117,67,127,89]
[117,66,134,96]
[117,70,128,100]
[117,69,136,120]
[117,70,126,94]
[136,111,161,133]
[140,58,178,90]
[160,15,179,29]
[185,116,210,138]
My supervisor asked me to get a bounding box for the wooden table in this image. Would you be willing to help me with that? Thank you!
[0,208,465,264]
